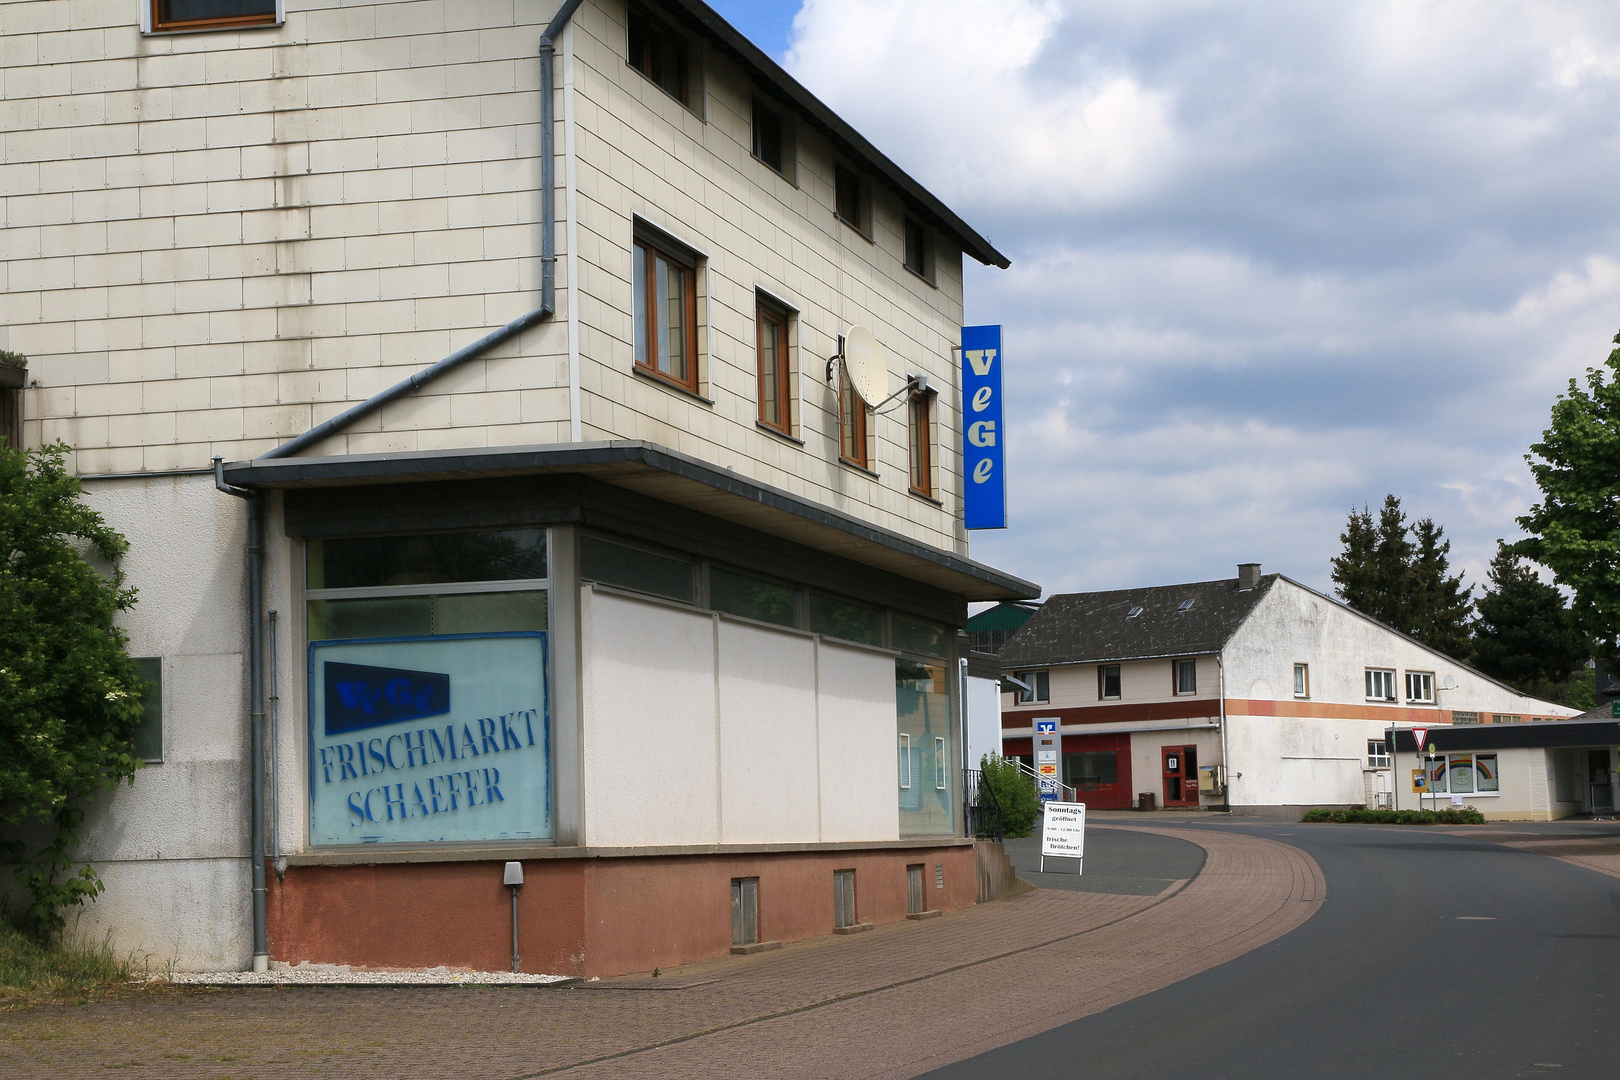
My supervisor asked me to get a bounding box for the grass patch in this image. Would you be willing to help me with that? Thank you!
[1302,806,1486,825]
[0,917,148,1009]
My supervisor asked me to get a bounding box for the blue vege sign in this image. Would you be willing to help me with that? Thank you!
[961,324,1006,530]
[308,633,550,847]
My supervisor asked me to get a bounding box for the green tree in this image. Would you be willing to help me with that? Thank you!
[1471,545,1587,700]
[0,443,144,936]
[1332,495,1472,654]
[979,755,1039,838]
[1513,331,1620,668]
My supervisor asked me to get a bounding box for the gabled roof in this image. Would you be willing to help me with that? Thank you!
[998,575,1279,668]
[657,0,1010,269]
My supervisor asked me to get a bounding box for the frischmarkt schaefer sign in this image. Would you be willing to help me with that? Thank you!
[961,324,1006,529]
[307,632,550,846]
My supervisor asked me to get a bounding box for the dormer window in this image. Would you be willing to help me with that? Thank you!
[1126,606,1143,619]
[1177,599,1195,614]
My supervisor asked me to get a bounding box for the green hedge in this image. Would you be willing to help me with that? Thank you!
[1302,807,1485,825]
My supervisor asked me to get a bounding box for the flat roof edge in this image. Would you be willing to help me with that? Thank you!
[222,440,1040,601]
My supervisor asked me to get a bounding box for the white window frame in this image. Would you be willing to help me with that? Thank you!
[1174,658,1197,696]
[1293,663,1309,699]
[1421,752,1500,796]
[1405,670,1435,704]
[1367,739,1390,768]
[1365,667,1396,702]
[1014,669,1049,705]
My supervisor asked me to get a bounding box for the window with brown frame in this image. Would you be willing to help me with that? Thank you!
[908,390,933,496]
[756,299,791,434]
[627,6,687,104]
[150,0,277,32]
[633,237,700,393]
[839,378,869,469]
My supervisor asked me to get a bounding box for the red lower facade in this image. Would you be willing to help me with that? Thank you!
[267,844,975,979]
[1002,731,1136,809]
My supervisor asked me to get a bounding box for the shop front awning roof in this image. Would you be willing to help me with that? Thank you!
[222,440,1039,603]
[1388,718,1620,753]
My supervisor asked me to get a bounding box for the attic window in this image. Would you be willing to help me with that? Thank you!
[1177,599,1195,614]
[1126,606,1143,619]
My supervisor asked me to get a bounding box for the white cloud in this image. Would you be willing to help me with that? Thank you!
[785,1,1620,598]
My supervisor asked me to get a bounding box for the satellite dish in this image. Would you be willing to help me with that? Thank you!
[842,325,888,406]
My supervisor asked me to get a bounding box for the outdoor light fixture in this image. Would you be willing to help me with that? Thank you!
[504,861,524,973]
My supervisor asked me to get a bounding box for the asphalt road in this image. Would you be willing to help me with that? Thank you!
[925,820,1620,1080]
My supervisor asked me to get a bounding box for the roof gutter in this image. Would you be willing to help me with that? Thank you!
[260,0,585,462]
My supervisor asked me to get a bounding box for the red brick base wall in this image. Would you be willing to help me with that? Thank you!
[267,845,975,979]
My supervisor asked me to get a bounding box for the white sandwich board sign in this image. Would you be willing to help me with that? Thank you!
[1040,801,1085,875]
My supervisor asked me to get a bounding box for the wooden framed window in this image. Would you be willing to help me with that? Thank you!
[908,389,933,496]
[835,164,865,232]
[839,378,869,469]
[150,0,277,32]
[627,5,687,104]
[633,237,700,393]
[756,299,791,434]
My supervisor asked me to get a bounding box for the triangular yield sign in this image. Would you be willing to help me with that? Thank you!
[1410,726,1428,751]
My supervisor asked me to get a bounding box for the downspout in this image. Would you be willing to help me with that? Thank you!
[259,0,585,462]
[214,458,269,973]
[1217,652,1231,812]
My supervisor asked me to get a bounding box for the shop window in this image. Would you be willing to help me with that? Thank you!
[1099,664,1121,700]
[756,297,792,434]
[839,377,870,469]
[1013,669,1049,704]
[897,659,953,836]
[908,390,934,497]
[1406,671,1435,703]
[307,530,545,590]
[627,6,688,105]
[633,236,700,394]
[304,528,552,849]
[892,614,947,658]
[1367,740,1390,768]
[1423,753,1499,795]
[580,535,694,603]
[1064,750,1118,791]
[709,566,795,627]
[807,591,883,646]
[1294,663,1310,698]
[1174,658,1197,695]
[1365,668,1396,702]
[150,0,278,33]
[132,658,163,763]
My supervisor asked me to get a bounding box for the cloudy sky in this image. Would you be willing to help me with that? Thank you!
[708,0,1620,598]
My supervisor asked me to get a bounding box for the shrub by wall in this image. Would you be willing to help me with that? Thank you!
[1302,807,1486,825]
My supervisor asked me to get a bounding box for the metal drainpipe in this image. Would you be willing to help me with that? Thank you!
[214,458,269,972]
[1216,652,1231,812]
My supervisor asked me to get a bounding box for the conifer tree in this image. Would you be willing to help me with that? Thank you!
[1472,544,1586,694]
[1331,494,1473,657]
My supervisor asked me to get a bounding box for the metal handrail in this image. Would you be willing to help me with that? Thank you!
[1009,758,1077,801]
[962,768,1005,842]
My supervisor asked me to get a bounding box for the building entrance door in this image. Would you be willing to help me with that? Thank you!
[1162,746,1198,807]
[1588,750,1613,814]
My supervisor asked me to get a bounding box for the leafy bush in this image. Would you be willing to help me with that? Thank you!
[980,754,1040,838]
[0,442,144,937]
[1302,806,1486,825]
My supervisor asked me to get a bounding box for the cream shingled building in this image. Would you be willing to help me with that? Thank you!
[0,0,1036,976]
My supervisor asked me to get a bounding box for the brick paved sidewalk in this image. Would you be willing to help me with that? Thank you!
[0,827,1323,1080]
[1445,824,1620,880]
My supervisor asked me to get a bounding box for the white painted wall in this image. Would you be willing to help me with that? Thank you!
[579,586,901,847]
[964,674,1002,771]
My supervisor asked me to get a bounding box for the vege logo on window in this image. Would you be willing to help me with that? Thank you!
[324,661,451,736]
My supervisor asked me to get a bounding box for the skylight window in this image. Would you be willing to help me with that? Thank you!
[1177,599,1195,613]
[1126,606,1143,618]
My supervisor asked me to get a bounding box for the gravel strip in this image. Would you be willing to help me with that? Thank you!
[159,964,573,986]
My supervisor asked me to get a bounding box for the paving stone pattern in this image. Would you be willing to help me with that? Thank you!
[0,827,1323,1079]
